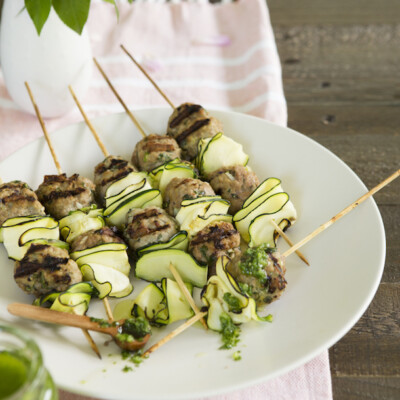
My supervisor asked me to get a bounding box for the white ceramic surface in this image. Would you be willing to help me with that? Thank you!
[0,0,92,117]
[0,109,386,400]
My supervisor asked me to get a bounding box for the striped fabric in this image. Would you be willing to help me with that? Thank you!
[0,0,287,161]
[0,1,332,399]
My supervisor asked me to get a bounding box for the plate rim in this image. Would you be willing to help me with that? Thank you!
[0,107,386,399]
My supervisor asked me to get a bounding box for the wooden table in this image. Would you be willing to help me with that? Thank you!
[268,1,400,398]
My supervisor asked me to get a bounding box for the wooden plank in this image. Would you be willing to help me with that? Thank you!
[273,24,400,105]
[268,0,400,25]
[331,377,400,400]
[308,134,400,203]
[329,284,400,376]
[283,78,400,105]
[330,333,400,377]
[270,1,400,398]
[281,123,400,205]
[380,206,400,284]
[287,105,400,138]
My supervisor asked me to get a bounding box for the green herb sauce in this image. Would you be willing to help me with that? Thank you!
[122,350,146,366]
[89,317,119,329]
[233,351,242,361]
[222,293,242,313]
[0,351,28,398]
[120,349,147,372]
[120,317,151,341]
[238,282,253,297]
[115,333,135,343]
[238,244,275,284]
[219,313,240,350]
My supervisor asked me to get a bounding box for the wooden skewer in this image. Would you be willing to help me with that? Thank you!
[120,44,176,110]
[74,309,102,359]
[1,175,101,357]
[68,86,109,158]
[81,328,102,359]
[25,82,63,175]
[118,45,307,262]
[118,46,309,264]
[8,303,150,352]
[271,220,309,266]
[67,86,123,322]
[24,81,112,352]
[103,297,114,322]
[143,311,207,357]
[93,57,147,139]
[283,169,400,258]
[168,263,208,330]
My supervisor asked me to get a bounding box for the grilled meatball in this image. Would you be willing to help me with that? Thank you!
[36,174,95,220]
[209,166,259,214]
[71,227,124,252]
[189,221,241,275]
[123,206,178,251]
[167,103,223,160]
[163,177,215,216]
[0,181,45,226]
[94,155,137,206]
[132,134,181,172]
[226,245,286,307]
[14,244,82,297]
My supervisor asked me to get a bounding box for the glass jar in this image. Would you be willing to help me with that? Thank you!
[0,324,58,400]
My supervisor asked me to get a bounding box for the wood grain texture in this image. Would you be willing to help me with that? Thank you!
[331,377,400,400]
[268,0,400,398]
[268,0,400,25]
[380,206,400,284]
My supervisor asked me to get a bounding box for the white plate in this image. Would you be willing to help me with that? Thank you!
[0,108,385,399]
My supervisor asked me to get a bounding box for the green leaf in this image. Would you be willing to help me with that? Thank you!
[52,0,91,35]
[25,0,51,35]
[102,0,119,20]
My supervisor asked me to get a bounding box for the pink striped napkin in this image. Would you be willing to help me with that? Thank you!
[0,0,333,399]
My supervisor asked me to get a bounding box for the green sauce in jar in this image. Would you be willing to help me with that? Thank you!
[0,325,58,400]
[0,351,28,398]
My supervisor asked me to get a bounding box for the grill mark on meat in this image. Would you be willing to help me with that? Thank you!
[172,178,197,189]
[268,275,287,293]
[129,209,163,224]
[127,224,170,238]
[176,119,211,144]
[71,226,124,252]
[169,104,203,128]
[190,225,238,250]
[95,158,129,175]
[269,253,284,275]
[0,181,28,191]
[25,244,48,255]
[267,253,287,293]
[0,194,37,204]
[42,173,79,184]
[14,255,70,278]
[100,169,132,186]
[89,227,123,242]
[142,142,177,153]
[40,187,86,203]
[96,227,121,237]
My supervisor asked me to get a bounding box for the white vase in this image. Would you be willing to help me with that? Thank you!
[0,0,92,117]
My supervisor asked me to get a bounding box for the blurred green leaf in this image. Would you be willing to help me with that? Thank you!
[52,0,90,35]
[25,0,51,35]
[102,0,119,19]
